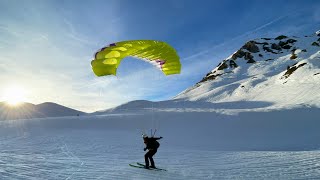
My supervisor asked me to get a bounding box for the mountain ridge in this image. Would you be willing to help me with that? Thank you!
[0,102,85,120]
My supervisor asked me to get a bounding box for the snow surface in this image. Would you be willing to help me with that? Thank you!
[1,107,320,179]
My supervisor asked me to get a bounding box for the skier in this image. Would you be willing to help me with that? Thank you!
[142,134,162,169]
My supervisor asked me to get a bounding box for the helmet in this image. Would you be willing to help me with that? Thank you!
[142,134,148,138]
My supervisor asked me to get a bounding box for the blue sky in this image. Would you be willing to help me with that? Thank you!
[0,0,319,112]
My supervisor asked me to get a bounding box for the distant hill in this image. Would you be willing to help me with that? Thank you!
[0,102,86,120]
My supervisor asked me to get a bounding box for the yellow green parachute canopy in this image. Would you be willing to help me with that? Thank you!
[91,40,181,76]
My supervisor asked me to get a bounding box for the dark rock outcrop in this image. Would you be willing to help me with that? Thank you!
[275,35,288,40]
[271,43,281,50]
[282,63,307,79]
[311,42,320,46]
[242,41,260,53]
[232,50,246,60]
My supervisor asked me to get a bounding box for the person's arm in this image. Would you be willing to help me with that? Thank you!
[144,143,149,151]
[150,137,163,140]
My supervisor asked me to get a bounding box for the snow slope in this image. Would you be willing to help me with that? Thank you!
[1,109,320,179]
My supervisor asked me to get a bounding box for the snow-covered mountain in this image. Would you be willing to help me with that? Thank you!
[0,102,86,120]
[175,31,320,110]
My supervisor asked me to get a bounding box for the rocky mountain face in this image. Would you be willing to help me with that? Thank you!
[199,33,319,83]
[175,31,320,109]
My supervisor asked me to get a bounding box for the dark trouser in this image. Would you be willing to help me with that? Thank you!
[144,149,157,167]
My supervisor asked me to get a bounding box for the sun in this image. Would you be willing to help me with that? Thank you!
[2,85,27,106]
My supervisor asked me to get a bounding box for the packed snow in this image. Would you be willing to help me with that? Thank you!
[0,106,320,179]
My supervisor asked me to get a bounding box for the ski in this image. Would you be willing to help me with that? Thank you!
[129,163,150,169]
[129,163,162,171]
[136,162,167,171]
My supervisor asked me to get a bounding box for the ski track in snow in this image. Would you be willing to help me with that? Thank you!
[0,112,320,180]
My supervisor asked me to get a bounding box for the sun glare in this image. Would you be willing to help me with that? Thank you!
[2,85,27,106]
